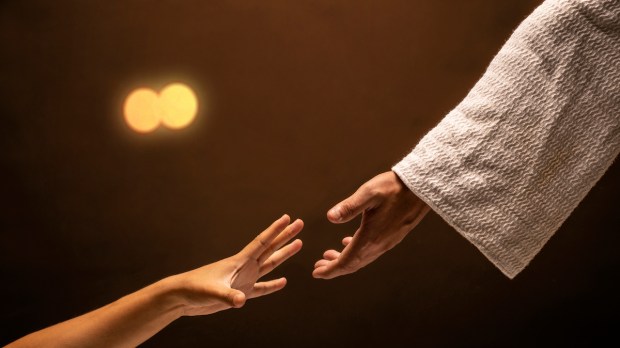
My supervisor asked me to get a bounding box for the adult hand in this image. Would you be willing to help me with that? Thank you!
[6,215,304,348]
[313,171,429,279]
[175,214,303,316]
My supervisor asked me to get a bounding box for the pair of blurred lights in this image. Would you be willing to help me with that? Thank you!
[123,83,198,133]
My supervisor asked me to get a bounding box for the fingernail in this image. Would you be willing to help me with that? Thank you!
[329,207,341,222]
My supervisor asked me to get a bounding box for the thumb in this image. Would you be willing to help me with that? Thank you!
[213,287,247,308]
[327,184,377,223]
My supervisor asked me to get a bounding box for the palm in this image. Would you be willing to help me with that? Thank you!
[313,172,429,279]
[230,260,261,295]
[181,215,304,316]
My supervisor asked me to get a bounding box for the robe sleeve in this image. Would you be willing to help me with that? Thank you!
[392,0,620,278]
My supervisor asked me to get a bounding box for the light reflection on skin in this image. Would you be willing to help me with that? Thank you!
[123,83,198,134]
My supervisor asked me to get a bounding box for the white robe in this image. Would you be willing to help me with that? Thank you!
[393,0,620,278]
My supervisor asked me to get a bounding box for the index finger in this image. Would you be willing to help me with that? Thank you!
[240,214,290,259]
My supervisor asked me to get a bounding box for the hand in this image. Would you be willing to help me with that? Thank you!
[5,215,303,348]
[313,171,430,279]
[174,214,303,316]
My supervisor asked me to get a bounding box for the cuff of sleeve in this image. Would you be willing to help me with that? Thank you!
[392,157,525,279]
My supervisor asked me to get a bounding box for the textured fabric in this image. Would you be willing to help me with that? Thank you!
[393,0,620,278]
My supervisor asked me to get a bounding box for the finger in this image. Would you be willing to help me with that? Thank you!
[323,249,340,261]
[258,239,303,277]
[313,231,368,279]
[342,236,353,246]
[327,184,378,224]
[258,219,304,264]
[212,286,247,308]
[248,278,287,299]
[314,259,329,269]
[312,260,356,280]
[240,214,290,260]
[312,265,332,279]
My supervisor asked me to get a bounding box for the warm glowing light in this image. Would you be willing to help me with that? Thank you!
[159,83,198,129]
[122,83,199,134]
[123,88,161,133]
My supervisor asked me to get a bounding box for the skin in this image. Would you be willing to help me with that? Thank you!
[313,171,430,279]
[8,215,303,348]
[8,172,427,345]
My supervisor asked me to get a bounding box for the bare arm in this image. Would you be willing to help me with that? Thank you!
[8,215,303,348]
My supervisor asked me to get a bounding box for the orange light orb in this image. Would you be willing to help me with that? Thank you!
[159,83,199,129]
[123,88,161,133]
[122,83,200,134]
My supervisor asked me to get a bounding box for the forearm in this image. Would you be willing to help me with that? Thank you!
[7,217,303,346]
[7,276,186,348]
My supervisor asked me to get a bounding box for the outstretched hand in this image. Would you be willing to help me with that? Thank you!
[6,215,304,348]
[313,171,429,279]
[176,214,304,316]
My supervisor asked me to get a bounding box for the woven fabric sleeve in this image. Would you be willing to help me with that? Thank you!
[392,0,620,278]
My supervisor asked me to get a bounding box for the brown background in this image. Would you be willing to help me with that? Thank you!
[1,0,618,346]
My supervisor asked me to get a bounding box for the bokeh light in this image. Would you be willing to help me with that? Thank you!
[123,88,161,133]
[123,83,199,133]
[159,83,198,129]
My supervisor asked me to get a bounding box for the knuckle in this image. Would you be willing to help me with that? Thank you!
[364,183,391,202]
[367,185,383,198]
[339,202,355,216]
[254,237,268,248]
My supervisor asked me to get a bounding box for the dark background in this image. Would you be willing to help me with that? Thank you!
[1,0,618,346]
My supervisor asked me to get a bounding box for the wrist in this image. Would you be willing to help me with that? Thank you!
[149,275,190,320]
